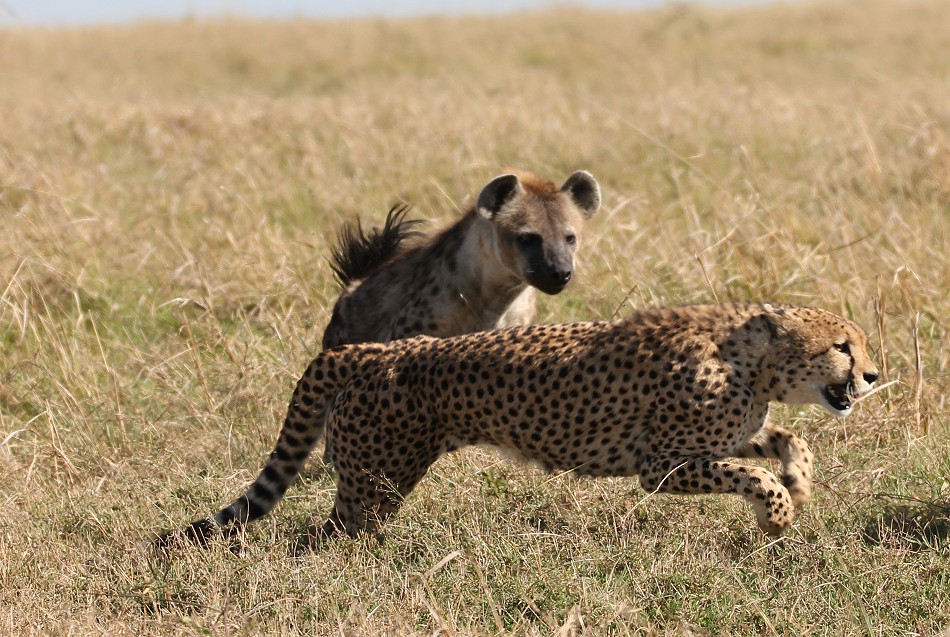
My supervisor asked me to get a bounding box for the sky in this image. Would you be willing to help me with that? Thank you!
[0,0,777,26]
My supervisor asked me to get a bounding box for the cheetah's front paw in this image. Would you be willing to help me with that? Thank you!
[782,473,811,510]
[753,486,796,536]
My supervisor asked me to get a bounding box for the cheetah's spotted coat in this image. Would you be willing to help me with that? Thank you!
[160,303,878,548]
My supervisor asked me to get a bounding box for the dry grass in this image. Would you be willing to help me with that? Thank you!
[1,0,948,634]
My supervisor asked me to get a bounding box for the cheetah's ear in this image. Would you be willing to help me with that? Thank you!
[476,174,523,220]
[762,304,803,339]
[560,170,601,219]
[762,303,786,318]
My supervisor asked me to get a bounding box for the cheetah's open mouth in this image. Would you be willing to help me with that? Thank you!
[823,381,857,414]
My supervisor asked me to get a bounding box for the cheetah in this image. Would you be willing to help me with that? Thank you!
[157,303,878,548]
[321,169,601,349]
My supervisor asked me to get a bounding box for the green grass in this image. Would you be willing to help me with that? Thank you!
[1,0,949,634]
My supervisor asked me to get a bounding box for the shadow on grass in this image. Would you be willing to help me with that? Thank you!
[863,498,950,551]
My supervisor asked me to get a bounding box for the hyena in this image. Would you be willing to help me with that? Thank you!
[320,169,601,349]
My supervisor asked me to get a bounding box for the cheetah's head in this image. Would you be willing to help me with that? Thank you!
[765,305,879,417]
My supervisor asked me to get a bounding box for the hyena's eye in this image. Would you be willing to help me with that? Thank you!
[516,233,542,248]
[833,341,850,354]
[564,233,576,245]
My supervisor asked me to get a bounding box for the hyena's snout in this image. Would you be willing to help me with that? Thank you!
[531,254,574,295]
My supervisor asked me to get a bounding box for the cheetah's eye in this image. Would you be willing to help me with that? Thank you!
[516,233,542,248]
[833,342,850,354]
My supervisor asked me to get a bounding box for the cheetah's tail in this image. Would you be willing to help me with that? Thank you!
[153,346,369,550]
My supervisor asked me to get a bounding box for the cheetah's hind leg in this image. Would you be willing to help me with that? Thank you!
[294,450,439,553]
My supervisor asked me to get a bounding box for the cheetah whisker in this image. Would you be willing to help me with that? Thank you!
[850,379,898,405]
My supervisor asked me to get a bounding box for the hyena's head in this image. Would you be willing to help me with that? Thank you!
[475,170,601,295]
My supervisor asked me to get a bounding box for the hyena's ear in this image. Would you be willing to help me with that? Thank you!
[476,174,523,220]
[560,170,601,219]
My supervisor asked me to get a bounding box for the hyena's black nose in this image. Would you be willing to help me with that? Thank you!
[535,265,574,294]
[864,371,879,385]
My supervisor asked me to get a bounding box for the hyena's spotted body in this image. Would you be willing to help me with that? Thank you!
[321,169,601,349]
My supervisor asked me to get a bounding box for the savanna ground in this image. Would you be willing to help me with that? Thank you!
[1,0,949,634]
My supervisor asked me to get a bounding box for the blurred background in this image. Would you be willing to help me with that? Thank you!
[2,0,780,26]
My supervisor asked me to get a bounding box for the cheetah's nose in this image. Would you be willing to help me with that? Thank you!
[863,371,879,385]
